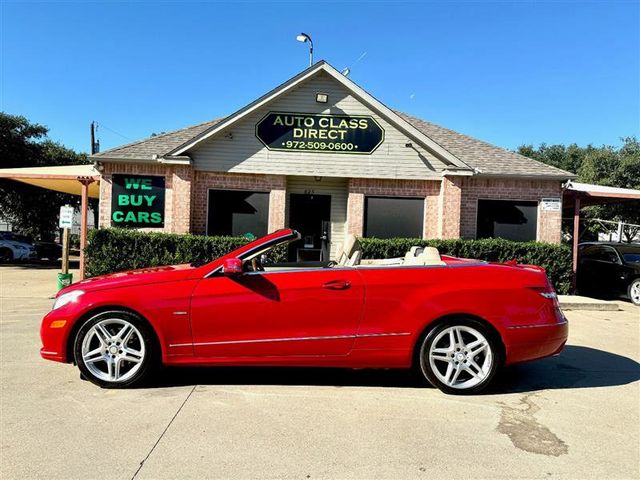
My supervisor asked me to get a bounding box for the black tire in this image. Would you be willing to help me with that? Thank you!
[628,278,640,306]
[73,310,157,388]
[0,248,13,263]
[416,318,502,395]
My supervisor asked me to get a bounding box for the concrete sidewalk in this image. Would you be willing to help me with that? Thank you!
[558,295,621,311]
[1,266,639,479]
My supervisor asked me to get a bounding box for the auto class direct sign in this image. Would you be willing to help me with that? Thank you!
[111,174,165,228]
[256,112,384,154]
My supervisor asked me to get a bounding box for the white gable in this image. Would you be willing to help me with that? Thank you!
[188,70,466,180]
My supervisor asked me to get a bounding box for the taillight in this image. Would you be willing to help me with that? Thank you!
[529,286,559,304]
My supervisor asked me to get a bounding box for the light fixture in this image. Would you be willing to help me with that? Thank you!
[296,32,313,67]
[315,93,328,103]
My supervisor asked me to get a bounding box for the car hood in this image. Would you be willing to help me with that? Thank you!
[61,263,197,295]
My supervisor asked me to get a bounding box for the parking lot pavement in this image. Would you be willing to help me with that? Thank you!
[1,266,639,480]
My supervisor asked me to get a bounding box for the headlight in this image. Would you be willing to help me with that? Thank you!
[52,290,84,310]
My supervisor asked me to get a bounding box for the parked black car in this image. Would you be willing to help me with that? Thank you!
[577,242,640,306]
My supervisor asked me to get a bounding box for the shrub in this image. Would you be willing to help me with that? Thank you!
[86,229,573,294]
[360,237,573,294]
[85,228,287,277]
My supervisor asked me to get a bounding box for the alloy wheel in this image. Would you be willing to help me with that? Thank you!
[425,325,493,390]
[80,318,146,383]
[630,280,640,306]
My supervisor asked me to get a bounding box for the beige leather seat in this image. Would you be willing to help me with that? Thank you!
[405,247,445,266]
[335,234,362,266]
[404,246,424,263]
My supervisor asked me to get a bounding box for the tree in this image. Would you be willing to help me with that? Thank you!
[518,138,640,242]
[0,113,89,240]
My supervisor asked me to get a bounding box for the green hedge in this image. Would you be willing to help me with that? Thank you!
[360,237,572,294]
[85,229,288,278]
[86,229,572,294]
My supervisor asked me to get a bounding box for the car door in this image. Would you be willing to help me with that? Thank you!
[592,247,621,293]
[577,245,607,293]
[599,247,626,293]
[189,267,365,357]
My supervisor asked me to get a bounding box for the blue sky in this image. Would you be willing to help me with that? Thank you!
[1,1,638,154]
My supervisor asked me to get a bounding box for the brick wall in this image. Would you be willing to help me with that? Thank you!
[190,172,286,235]
[99,163,563,244]
[99,162,192,234]
[459,177,563,243]
[346,178,441,238]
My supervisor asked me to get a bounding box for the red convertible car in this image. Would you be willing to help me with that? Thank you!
[40,229,567,394]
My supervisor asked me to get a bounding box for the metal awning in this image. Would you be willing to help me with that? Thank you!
[0,164,100,198]
[562,180,640,291]
[563,180,640,207]
[0,164,101,279]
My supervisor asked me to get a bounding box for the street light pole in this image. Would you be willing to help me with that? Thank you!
[296,32,313,67]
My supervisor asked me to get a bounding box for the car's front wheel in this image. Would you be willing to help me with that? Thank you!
[74,311,156,388]
[629,279,640,306]
[417,319,501,395]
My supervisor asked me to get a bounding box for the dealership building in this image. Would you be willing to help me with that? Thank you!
[92,61,573,261]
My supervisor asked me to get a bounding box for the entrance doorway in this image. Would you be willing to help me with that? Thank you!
[288,193,331,262]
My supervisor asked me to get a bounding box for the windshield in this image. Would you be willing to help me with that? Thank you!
[192,229,300,269]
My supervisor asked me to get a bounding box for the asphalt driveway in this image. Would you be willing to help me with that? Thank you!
[1,265,639,479]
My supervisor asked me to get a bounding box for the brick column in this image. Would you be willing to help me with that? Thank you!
[438,176,462,239]
[268,189,287,232]
[539,208,562,243]
[346,191,365,237]
[170,165,192,234]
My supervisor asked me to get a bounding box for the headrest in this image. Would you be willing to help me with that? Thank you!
[417,247,446,266]
[404,246,424,261]
[404,246,445,266]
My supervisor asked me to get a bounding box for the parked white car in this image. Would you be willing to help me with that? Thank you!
[0,233,37,263]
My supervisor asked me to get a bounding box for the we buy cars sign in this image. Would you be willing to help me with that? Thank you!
[111,174,165,228]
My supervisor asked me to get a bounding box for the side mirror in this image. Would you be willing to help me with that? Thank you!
[222,258,243,275]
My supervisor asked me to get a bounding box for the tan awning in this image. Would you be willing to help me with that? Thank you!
[0,164,100,198]
[563,180,640,207]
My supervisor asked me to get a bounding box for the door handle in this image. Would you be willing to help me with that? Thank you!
[322,280,351,290]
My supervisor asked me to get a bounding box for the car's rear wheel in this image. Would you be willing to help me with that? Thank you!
[417,319,501,395]
[629,279,640,306]
[0,248,13,263]
[74,311,156,388]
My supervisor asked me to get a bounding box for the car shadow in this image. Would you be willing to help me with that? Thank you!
[146,345,640,393]
[486,345,640,395]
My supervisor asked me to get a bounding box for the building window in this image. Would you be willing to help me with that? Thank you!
[207,190,269,237]
[476,199,538,241]
[364,196,424,238]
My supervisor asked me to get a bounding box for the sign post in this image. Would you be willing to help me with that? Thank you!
[57,205,74,290]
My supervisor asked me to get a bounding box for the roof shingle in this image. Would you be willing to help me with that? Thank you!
[93,118,222,160]
[92,113,573,178]
[396,112,573,178]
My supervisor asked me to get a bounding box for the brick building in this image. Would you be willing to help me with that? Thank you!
[92,61,573,261]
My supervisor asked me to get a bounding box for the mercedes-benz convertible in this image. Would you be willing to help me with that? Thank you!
[40,228,567,394]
